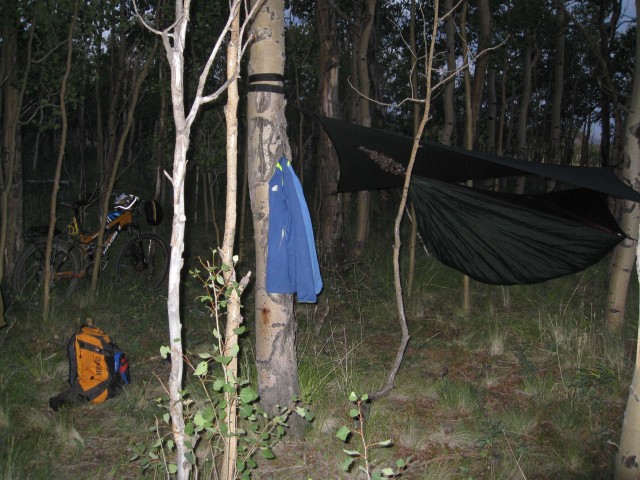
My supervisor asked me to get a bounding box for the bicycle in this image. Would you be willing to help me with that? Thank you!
[12,193,169,306]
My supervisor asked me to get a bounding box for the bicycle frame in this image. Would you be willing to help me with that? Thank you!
[54,209,137,280]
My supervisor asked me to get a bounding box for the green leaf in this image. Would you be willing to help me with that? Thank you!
[201,406,215,421]
[239,404,253,419]
[261,447,275,459]
[213,328,221,339]
[349,408,360,418]
[336,425,351,442]
[296,406,307,417]
[240,387,258,404]
[229,343,240,358]
[168,464,178,474]
[213,379,225,391]
[361,393,369,402]
[163,413,170,424]
[198,352,212,359]
[349,392,358,402]
[233,326,246,335]
[184,451,196,465]
[166,439,174,450]
[233,254,239,263]
[341,457,354,472]
[396,459,406,469]
[381,468,395,476]
[343,449,361,457]
[372,472,382,480]
[376,439,393,447]
[193,361,208,376]
[304,411,315,422]
[247,458,257,469]
[216,274,224,285]
[160,346,170,359]
[215,355,233,366]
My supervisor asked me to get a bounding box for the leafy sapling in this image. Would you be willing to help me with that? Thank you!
[336,392,408,479]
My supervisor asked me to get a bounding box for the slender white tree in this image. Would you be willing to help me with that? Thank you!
[614,2,640,476]
[135,2,260,478]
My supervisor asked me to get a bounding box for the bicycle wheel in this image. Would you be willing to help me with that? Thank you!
[12,240,82,306]
[116,233,168,291]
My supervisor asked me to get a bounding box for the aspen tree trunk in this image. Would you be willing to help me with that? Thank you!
[497,53,508,157]
[615,5,640,462]
[514,37,537,194]
[220,7,244,479]
[440,0,456,146]
[406,0,419,294]
[247,0,302,424]
[486,68,497,154]
[353,0,376,259]
[547,5,566,192]
[0,7,32,290]
[317,0,344,266]
[42,0,78,319]
[471,0,490,135]
[460,1,474,313]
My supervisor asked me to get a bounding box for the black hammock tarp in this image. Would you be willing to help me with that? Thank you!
[314,115,640,285]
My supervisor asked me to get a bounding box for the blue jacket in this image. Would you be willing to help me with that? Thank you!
[266,158,323,303]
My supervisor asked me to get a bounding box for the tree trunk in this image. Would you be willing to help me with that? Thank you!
[316,0,344,266]
[615,5,640,460]
[471,0,490,138]
[515,36,537,193]
[486,67,497,154]
[220,7,243,479]
[0,7,31,288]
[440,0,456,146]
[247,0,301,425]
[89,41,157,293]
[43,0,78,319]
[547,5,566,191]
[353,0,376,259]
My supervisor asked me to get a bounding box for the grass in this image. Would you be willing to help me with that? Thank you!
[0,225,637,479]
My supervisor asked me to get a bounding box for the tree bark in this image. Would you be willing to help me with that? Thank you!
[316,0,344,267]
[353,0,376,259]
[440,0,456,146]
[471,0,491,138]
[0,6,31,289]
[43,0,78,319]
[247,0,301,426]
[615,5,640,463]
[514,36,538,194]
[220,6,244,479]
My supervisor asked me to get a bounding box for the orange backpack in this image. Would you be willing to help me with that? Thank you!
[50,325,130,410]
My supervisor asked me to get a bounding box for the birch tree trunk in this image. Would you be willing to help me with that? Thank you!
[247,0,302,425]
[614,5,640,466]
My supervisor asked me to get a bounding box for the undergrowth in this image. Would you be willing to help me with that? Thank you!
[0,231,636,479]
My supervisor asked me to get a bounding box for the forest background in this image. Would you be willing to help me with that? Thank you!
[3,0,640,479]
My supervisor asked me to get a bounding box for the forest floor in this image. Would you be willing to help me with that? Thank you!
[0,228,636,480]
